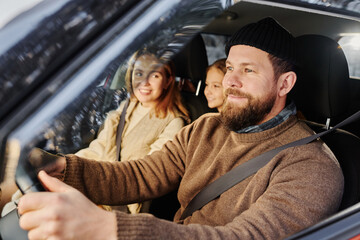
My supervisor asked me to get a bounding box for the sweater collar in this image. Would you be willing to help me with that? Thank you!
[236,101,297,133]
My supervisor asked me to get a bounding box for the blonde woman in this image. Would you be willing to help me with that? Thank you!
[76,49,189,213]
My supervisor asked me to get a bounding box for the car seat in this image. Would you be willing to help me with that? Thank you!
[149,34,213,220]
[291,34,360,210]
[173,34,214,121]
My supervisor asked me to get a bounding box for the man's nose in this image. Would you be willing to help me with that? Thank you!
[223,73,242,88]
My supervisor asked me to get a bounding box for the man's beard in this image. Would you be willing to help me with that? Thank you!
[220,88,277,131]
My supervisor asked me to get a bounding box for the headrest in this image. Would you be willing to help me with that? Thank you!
[290,34,350,125]
[173,34,208,84]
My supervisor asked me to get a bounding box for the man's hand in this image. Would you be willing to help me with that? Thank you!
[28,148,66,179]
[18,171,117,240]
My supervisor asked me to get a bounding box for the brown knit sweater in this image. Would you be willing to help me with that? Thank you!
[64,113,344,240]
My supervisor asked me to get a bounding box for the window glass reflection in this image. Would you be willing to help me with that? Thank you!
[338,35,360,79]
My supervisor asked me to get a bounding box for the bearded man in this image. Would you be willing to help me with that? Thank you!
[18,17,343,240]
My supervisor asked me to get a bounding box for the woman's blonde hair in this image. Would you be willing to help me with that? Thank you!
[125,49,189,119]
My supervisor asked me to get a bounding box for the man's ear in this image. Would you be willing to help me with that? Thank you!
[278,71,297,97]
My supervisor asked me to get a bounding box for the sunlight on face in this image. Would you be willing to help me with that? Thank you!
[132,54,167,108]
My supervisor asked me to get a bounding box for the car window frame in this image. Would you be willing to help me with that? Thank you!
[0,0,223,186]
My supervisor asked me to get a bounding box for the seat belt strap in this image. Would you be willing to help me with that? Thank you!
[115,98,130,161]
[180,110,360,220]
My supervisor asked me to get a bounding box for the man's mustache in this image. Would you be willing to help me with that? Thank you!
[224,88,251,99]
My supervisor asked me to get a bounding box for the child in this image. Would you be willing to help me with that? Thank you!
[204,58,226,112]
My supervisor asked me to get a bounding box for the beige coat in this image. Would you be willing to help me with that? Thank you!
[76,100,187,213]
[76,100,187,162]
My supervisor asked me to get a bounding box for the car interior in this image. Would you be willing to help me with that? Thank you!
[149,0,360,223]
[292,34,360,211]
[173,34,214,121]
[0,0,360,238]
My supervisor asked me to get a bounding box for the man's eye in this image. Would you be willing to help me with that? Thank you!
[135,72,142,77]
[214,84,221,88]
[245,68,254,73]
[226,66,233,71]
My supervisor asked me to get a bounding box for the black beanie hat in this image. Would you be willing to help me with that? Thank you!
[225,17,295,64]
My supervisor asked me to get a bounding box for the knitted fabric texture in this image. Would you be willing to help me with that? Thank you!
[225,17,295,64]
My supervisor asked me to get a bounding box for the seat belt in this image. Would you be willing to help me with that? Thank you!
[180,110,360,221]
[115,98,130,161]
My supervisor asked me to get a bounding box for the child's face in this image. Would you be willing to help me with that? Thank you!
[204,67,225,111]
[132,54,167,108]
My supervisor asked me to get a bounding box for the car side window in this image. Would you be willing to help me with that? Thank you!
[201,33,227,65]
[338,35,360,79]
[1,0,223,188]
